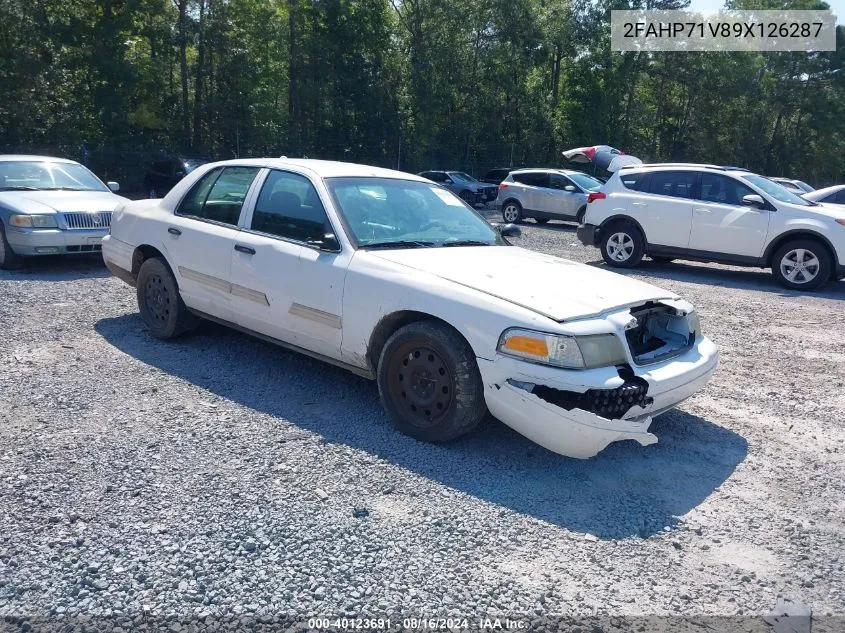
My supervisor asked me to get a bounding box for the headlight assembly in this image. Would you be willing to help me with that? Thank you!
[497,328,627,369]
[9,214,58,228]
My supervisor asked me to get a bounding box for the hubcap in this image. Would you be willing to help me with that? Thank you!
[606,232,634,262]
[780,248,820,284]
[503,205,518,222]
[143,274,171,323]
[388,345,453,428]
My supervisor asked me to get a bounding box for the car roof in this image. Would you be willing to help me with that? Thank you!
[510,168,596,177]
[618,163,754,176]
[0,155,79,164]
[211,158,430,182]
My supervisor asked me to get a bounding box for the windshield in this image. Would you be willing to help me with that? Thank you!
[326,177,501,248]
[448,172,477,183]
[0,161,108,192]
[743,174,813,206]
[567,172,604,192]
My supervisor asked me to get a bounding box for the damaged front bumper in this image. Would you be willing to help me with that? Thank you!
[478,335,718,459]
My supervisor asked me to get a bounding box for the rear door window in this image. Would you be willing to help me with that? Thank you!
[177,166,260,225]
[513,172,550,188]
[648,171,696,199]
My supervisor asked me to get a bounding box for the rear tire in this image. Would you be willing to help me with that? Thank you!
[600,221,645,268]
[0,221,24,270]
[771,239,831,291]
[501,200,523,224]
[377,321,487,443]
[576,207,586,225]
[136,257,198,339]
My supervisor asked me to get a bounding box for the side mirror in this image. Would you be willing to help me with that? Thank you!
[741,193,766,209]
[498,223,522,238]
[107,181,120,192]
[564,185,576,192]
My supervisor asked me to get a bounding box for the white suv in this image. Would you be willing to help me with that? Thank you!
[578,164,845,290]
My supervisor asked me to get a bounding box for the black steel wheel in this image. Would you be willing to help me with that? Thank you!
[136,257,198,339]
[377,321,486,443]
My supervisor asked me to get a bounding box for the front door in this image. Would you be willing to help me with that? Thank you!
[548,174,582,218]
[689,172,771,257]
[230,169,349,361]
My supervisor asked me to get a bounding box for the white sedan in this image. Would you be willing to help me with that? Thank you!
[102,159,718,459]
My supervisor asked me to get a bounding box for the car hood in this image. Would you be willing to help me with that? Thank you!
[369,246,678,322]
[0,190,126,214]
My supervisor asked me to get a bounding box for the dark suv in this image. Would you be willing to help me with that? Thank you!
[480,168,514,185]
[417,170,498,205]
[142,156,208,198]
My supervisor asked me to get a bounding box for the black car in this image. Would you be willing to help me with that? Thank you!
[480,167,515,185]
[142,156,208,198]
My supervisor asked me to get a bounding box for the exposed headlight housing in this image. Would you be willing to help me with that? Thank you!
[9,214,58,228]
[498,328,627,369]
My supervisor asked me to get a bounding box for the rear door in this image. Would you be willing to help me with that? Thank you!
[689,172,771,257]
[636,170,697,248]
[511,172,547,213]
[166,166,262,321]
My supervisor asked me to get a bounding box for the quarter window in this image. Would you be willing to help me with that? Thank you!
[620,172,649,192]
[698,173,755,206]
[251,170,330,243]
[177,166,260,225]
[648,171,696,199]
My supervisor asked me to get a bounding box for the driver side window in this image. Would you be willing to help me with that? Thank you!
[251,170,330,243]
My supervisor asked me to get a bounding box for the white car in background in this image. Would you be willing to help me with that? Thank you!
[103,159,717,459]
[0,155,124,269]
[578,163,845,290]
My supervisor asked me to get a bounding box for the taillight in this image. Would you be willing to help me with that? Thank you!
[499,182,509,190]
[587,191,606,204]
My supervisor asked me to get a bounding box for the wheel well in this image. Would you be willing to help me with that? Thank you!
[501,197,521,209]
[576,206,586,222]
[367,310,468,371]
[764,231,837,276]
[132,244,167,277]
[599,215,647,243]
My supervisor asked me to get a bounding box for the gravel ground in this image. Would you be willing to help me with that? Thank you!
[1,216,844,629]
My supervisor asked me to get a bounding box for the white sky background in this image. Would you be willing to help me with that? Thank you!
[687,0,844,24]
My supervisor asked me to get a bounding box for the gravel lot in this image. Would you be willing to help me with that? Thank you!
[1,215,844,628]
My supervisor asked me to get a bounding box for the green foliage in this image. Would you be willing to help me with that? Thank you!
[0,0,843,188]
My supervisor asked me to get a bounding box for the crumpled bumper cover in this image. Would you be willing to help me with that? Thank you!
[478,335,718,459]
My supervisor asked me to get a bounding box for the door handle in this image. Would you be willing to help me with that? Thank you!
[234,244,256,255]
[167,227,181,236]
[694,207,712,214]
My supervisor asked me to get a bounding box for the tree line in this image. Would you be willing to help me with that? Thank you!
[0,0,843,190]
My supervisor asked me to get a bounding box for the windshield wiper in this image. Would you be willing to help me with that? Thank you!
[361,240,436,249]
[0,186,39,191]
[441,239,493,247]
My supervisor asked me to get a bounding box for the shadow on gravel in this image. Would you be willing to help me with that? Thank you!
[96,314,747,540]
[588,259,845,300]
[0,255,110,282]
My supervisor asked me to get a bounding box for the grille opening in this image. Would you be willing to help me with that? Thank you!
[625,302,695,365]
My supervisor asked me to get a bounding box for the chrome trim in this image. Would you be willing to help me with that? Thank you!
[63,212,112,230]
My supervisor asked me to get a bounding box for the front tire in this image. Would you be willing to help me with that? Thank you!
[136,257,198,339]
[771,239,831,291]
[501,200,523,224]
[0,221,24,270]
[377,321,487,443]
[600,221,645,268]
[459,190,475,206]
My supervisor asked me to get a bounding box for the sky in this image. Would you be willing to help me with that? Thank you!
[687,0,844,23]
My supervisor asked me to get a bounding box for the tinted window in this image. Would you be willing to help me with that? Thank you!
[648,171,696,199]
[830,190,845,204]
[619,172,649,192]
[512,172,550,188]
[178,166,260,225]
[251,170,329,243]
[549,174,575,190]
[698,173,755,206]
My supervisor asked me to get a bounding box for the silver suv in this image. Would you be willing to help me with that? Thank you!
[497,169,603,225]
